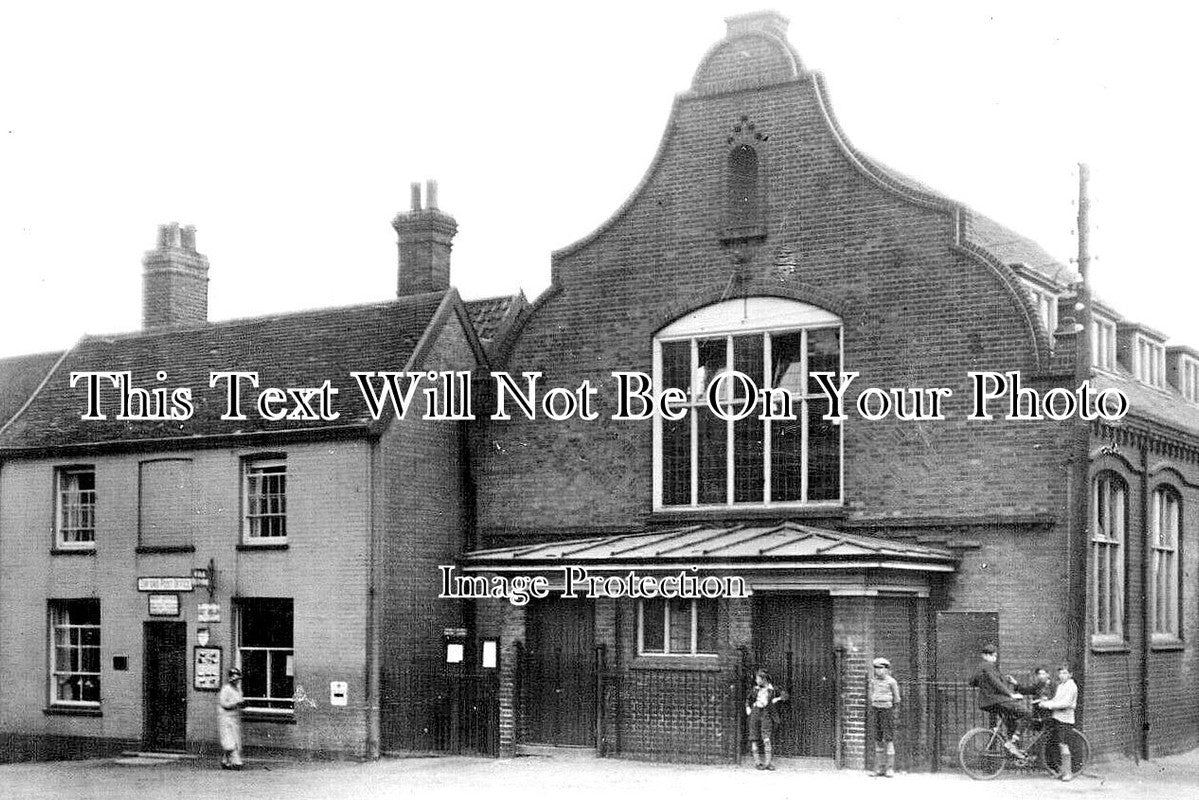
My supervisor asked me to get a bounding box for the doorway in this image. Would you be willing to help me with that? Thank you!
[144,621,188,750]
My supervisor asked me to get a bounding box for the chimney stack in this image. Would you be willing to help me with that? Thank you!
[142,222,210,330]
[393,180,457,296]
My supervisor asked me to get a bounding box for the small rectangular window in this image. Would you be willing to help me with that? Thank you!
[50,599,101,707]
[56,467,96,549]
[244,458,287,543]
[637,599,719,656]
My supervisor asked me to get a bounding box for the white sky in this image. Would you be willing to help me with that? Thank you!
[1,2,1195,359]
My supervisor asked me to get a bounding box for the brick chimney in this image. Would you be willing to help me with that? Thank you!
[142,223,209,329]
[392,180,458,295]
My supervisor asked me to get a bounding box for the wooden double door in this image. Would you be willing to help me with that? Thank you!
[752,594,835,757]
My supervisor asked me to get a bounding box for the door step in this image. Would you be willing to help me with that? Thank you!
[114,750,199,766]
[516,744,595,759]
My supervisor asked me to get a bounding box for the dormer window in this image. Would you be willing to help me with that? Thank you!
[1134,336,1166,388]
[1027,285,1058,340]
[1180,357,1199,403]
[1091,318,1116,372]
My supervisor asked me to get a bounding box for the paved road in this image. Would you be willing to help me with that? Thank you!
[0,751,1189,800]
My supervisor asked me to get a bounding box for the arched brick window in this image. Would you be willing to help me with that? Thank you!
[727,145,760,230]
[1091,473,1127,640]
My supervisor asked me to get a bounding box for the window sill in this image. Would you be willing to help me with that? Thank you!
[236,542,289,552]
[652,504,845,524]
[44,705,102,717]
[631,655,724,672]
[243,710,296,724]
[51,547,96,556]
[1150,637,1186,652]
[136,545,196,554]
[1090,638,1130,654]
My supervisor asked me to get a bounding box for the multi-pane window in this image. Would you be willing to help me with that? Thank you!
[244,458,287,542]
[1091,474,1126,639]
[1150,488,1181,637]
[1091,318,1116,372]
[50,599,100,706]
[1181,358,1199,403]
[638,598,718,656]
[1135,336,1166,388]
[655,298,842,509]
[237,598,294,712]
[56,466,96,549]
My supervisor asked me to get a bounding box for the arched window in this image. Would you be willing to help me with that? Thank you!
[1091,473,1127,640]
[1150,486,1181,638]
[653,297,842,509]
[727,145,760,229]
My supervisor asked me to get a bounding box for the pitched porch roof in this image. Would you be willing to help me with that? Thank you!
[464,521,956,573]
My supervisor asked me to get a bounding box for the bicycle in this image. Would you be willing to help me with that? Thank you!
[958,714,1089,780]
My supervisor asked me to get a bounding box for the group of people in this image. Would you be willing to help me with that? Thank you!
[745,656,901,777]
[746,644,1079,781]
[968,644,1079,781]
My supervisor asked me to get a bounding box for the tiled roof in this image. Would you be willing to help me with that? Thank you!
[0,292,450,451]
[0,350,63,431]
[1093,370,1199,437]
[465,294,522,341]
[464,521,955,570]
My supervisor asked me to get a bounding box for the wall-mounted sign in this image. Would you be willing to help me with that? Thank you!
[197,603,221,623]
[137,576,194,592]
[196,627,210,646]
[443,627,467,639]
[148,594,180,617]
[194,646,222,691]
[191,567,210,588]
[330,681,348,707]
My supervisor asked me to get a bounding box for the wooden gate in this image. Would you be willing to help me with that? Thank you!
[523,597,596,745]
[752,594,835,757]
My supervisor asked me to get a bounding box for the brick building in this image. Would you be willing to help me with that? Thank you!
[0,187,503,759]
[461,11,1199,769]
[1,9,1198,772]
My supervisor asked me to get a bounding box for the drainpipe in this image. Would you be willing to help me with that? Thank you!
[1140,445,1151,759]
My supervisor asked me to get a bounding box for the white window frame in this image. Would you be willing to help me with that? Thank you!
[242,458,287,544]
[1181,357,1199,403]
[1150,487,1181,639]
[636,598,719,657]
[1091,317,1117,372]
[652,298,844,511]
[49,599,101,708]
[235,599,295,714]
[1134,335,1167,388]
[1091,474,1126,642]
[55,466,96,550]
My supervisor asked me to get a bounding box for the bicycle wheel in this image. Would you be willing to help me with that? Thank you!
[958,727,1007,780]
[1061,727,1089,776]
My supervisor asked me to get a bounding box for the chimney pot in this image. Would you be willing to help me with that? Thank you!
[426,180,439,211]
[410,182,422,212]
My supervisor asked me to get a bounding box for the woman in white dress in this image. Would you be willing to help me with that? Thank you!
[218,667,245,769]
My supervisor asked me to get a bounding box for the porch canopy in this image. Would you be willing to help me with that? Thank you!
[462,521,956,596]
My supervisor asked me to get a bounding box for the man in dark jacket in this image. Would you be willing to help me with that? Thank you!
[969,645,1029,754]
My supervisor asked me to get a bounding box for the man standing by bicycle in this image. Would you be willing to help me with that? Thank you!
[1033,664,1079,781]
[969,644,1029,755]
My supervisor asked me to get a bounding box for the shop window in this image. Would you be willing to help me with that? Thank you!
[49,599,100,707]
[637,598,718,656]
[55,466,96,549]
[654,298,842,509]
[1150,487,1181,638]
[243,457,287,543]
[1091,474,1126,641]
[237,598,294,712]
